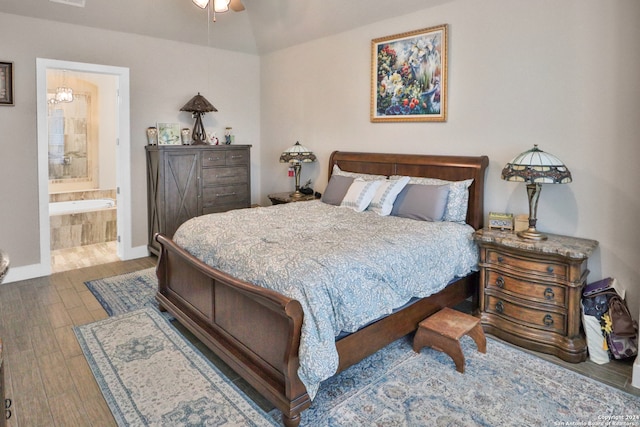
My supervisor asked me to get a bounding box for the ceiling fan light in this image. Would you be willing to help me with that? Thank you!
[192,0,209,9]
[213,0,230,13]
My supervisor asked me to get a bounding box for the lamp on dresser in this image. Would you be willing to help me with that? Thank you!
[279,142,316,199]
[501,144,572,241]
[180,93,217,145]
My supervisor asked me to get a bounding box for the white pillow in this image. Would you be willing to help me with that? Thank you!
[333,164,387,181]
[390,176,474,223]
[340,179,382,212]
[368,176,410,216]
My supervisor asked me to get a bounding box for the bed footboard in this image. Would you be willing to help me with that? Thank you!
[154,233,310,427]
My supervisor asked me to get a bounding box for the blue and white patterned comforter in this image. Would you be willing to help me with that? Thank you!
[173,201,478,399]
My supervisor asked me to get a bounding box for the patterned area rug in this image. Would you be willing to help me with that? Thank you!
[74,307,278,427]
[83,269,640,426]
[84,268,173,319]
[279,335,640,426]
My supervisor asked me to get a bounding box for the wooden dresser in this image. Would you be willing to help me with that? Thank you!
[473,228,598,363]
[146,145,251,255]
[0,339,3,427]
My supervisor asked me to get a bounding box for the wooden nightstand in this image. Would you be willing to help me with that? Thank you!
[473,228,598,363]
[268,192,316,205]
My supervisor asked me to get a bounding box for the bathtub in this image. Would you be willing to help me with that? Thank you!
[50,198,116,215]
[49,198,117,250]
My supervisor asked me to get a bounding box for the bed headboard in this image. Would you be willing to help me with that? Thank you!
[328,151,489,230]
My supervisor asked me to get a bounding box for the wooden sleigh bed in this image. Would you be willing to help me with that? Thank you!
[155,151,489,426]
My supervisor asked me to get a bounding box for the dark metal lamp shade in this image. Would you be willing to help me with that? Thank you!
[180,93,218,144]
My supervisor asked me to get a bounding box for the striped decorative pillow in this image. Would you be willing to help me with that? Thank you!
[340,179,382,212]
[368,177,410,216]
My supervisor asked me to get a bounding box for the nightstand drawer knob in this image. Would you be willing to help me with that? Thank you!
[543,314,554,327]
[497,256,504,263]
[495,301,504,313]
[543,287,555,300]
[547,266,554,273]
[495,276,505,288]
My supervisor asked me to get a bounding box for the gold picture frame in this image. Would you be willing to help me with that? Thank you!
[0,61,14,106]
[371,25,447,122]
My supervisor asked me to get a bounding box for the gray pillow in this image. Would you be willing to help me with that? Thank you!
[322,175,355,205]
[390,184,450,221]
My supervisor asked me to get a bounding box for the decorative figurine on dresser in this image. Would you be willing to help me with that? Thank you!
[474,145,598,363]
[145,144,251,255]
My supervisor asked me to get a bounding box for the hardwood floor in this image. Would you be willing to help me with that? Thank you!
[0,257,155,427]
[0,257,637,426]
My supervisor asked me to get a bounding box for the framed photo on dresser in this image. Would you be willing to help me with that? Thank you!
[157,123,181,145]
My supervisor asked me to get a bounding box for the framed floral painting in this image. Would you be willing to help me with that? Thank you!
[371,25,447,122]
[0,61,14,106]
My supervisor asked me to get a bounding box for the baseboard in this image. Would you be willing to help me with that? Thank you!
[1,244,150,285]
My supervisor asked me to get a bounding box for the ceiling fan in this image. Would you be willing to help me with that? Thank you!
[192,0,245,14]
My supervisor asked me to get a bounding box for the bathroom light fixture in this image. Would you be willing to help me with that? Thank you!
[55,70,74,103]
[501,144,572,241]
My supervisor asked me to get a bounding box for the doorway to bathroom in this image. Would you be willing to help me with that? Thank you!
[36,59,133,274]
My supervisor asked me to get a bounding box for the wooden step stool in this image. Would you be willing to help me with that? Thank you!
[413,307,486,373]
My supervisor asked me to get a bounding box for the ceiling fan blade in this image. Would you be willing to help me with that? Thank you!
[229,0,245,12]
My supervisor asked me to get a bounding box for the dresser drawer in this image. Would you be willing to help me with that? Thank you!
[225,150,249,165]
[201,151,226,167]
[485,294,566,335]
[486,249,567,280]
[202,184,248,207]
[484,270,566,307]
[202,167,248,186]
[202,201,249,215]
[201,149,250,167]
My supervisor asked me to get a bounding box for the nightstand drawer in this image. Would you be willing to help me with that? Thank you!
[202,167,248,186]
[202,184,248,206]
[485,294,566,335]
[484,270,566,307]
[487,249,568,280]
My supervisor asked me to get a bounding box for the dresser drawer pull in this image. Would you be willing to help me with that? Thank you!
[543,314,554,327]
[495,276,505,288]
[215,175,237,179]
[5,398,12,420]
[216,192,237,197]
[543,287,555,300]
[547,266,554,273]
[230,155,244,159]
[495,301,504,313]
[497,256,504,263]
[207,157,222,161]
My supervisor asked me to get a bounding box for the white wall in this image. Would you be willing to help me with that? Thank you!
[260,0,640,318]
[0,12,260,270]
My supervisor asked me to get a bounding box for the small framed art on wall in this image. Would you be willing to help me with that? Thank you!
[0,61,14,106]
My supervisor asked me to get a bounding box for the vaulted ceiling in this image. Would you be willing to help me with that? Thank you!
[0,0,454,54]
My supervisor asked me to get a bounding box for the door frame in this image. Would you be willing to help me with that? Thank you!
[36,58,133,273]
